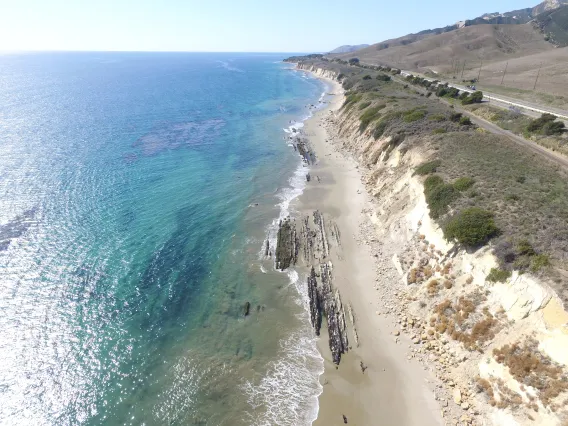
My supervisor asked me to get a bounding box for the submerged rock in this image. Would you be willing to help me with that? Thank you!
[242,301,251,317]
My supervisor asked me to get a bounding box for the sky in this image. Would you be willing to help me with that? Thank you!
[0,0,540,52]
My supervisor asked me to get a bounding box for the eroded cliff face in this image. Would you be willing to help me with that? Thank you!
[296,64,339,81]
[324,84,568,425]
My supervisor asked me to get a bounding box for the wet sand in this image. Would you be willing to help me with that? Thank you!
[295,74,443,426]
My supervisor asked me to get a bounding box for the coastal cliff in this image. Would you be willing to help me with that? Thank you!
[294,59,568,426]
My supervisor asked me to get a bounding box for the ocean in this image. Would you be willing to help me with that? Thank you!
[0,52,327,425]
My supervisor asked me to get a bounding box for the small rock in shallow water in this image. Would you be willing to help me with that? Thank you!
[242,302,251,317]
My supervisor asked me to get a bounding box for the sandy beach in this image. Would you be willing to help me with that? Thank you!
[295,74,443,425]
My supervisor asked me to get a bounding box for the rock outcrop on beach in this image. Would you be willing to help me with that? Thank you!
[307,266,322,335]
[275,218,298,270]
[275,205,350,364]
[306,262,349,364]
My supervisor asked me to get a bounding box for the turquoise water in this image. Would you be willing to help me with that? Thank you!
[0,52,326,425]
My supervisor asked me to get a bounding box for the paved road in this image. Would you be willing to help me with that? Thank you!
[399,70,568,121]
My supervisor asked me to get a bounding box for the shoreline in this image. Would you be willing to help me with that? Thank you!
[294,71,443,425]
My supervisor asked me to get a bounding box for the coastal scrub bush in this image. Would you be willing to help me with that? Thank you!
[530,254,550,272]
[426,183,459,218]
[342,93,362,108]
[453,177,475,191]
[359,105,384,131]
[526,113,565,135]
[414,159,441,176]
[403,110,426,123]
[363,74,372,80]
[462,91,484,105]
[449,112,463,122]
[444,207,499,246]
[486,268,512,283]
[428,114,446,122]
[527,113,556,132]
[423,174,444,192]
[373,120,388,140]
[349,58,360,65]
[432,128,447,134]
[358,101,372,110]
[376,74,391,81]
[459,116,472,126]
[493,339,568,407]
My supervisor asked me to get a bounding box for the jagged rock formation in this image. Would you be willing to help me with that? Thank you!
[320,262,349,364]
[275,218,298,270]
[307,266,322,335]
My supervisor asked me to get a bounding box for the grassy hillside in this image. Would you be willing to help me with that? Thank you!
[333,24,552,73]
[533,5,568,46]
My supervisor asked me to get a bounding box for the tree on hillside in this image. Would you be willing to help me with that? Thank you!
[349,58,360,65]
[461,91,483,105]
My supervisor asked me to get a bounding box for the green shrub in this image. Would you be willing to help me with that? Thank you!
[449,112,463,122]
[373,120,388,139]
[432,128,447,134]
[403,110,426,123]
[542,121,565,135]
[530,254,550,272]
[426,183,459,218]
[429,114,446,122]
[486,268,512,283]
[359,105,384,131]
[444,207,500,246]
[453,177,475,191]
[446,87,460,98]
[516,239,536,256]
[358,101,372,110]
[459,116,472,126]
[343,93,362,108]
[414,160,441,176]
[424,174,444,193]
[349,58,360,65]
[376,74,391,82]
[459,92,469,100]
[462,91,484,105]
[527,113,557,132]
[363,74,372,80]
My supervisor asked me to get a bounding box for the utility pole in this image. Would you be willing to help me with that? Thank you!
[477,60,483,82]
[501,62,508,85]
[461,61,466,79]
[533,62,543,91]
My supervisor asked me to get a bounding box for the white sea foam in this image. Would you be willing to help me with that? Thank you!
[248,75,327,423]
[216,60,244,73]
[243,271,323,426]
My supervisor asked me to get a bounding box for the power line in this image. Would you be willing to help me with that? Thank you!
[501,62,508,85]
[533,62,543,91]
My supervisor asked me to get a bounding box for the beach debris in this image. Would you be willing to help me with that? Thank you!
[343,414,348,423]
[360,360,367,373]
